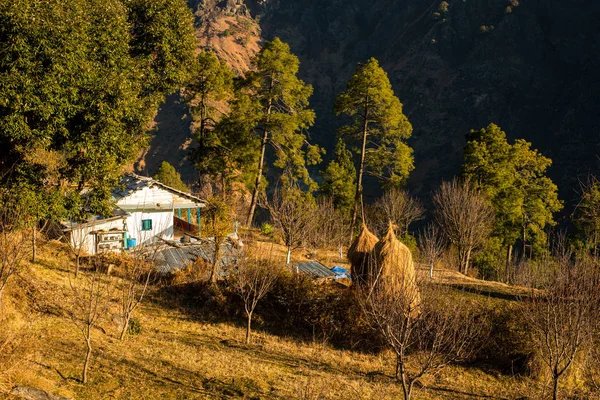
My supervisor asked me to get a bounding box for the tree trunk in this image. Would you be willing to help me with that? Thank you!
[209,242,221,285]
[246,81,274,227]
[349,97,369,242]
[397,355,411,400]
[75,254,81,278]
[505,245,513,283]
[119,314,130,341]
[0,286,4,316]
[552,373,559,400]
[83,336,92,384]
[522,223,527,261]
[246,311,252,345]
[464,247,472,276]
[247,127,269,228]
[286,248,291,265]
[32,224,37,263]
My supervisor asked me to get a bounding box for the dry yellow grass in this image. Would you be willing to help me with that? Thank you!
[0,239,543,399]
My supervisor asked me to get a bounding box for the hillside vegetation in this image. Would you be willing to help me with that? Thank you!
[0,238,546,400]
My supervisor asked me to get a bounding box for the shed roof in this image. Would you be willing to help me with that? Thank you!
[290,261,337,279]
[154,239,243,275]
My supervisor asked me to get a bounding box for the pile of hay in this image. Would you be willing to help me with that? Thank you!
[371,223,421,316]
[347,224,379,285]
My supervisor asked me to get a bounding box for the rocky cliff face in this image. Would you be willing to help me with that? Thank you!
[250,0,600,206]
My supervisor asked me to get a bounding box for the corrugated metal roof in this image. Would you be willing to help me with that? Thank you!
[154,240,243,275]
[291,261,336,279]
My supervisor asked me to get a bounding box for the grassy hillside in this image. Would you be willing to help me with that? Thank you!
[0,239,562,399]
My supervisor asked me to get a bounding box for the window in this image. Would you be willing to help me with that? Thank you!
[141,219,152,231]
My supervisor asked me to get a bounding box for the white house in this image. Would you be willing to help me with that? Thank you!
[64,173,206,256]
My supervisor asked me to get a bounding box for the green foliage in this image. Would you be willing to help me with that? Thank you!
[319,139,356,215]
[183,51,238,184]
[399,233,419,259]
[462,123,562,262]
[573,176,600,255]
[335,57,413,189]
[245,37,322,189]
[261,223,274,235]
[127,317,142,336]
[153,162,189,192]
[124,0,196,111]
[0,0,196,221]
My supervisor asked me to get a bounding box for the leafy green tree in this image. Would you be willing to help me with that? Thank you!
[320,139,356,215]
[462,123,562,271]
[335,57,413,238]
[0,0,196,224]
[574,176,600,258]
[243,38,321,227]
[125,0,197,113]
[154,162,189,192]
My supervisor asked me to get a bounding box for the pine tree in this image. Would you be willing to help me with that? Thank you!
[335,58,413,238]
[153,162,189,192]
[320,139,356,216]
[183,51,236,185]
[243,38,321,227]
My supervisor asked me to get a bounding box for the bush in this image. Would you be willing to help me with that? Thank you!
[127,317,142,336]
[261,223,274,236]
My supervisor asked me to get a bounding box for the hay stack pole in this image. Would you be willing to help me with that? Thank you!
[372,222,421,317]
[347,224,379,286]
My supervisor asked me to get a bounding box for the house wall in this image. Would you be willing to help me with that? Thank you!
[125,210,174,245]
[69,218,127,256]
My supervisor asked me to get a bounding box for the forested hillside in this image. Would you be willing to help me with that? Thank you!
[148,0,600,207]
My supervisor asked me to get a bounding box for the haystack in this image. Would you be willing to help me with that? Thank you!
[371,223,421,316]
[347,224,379,286]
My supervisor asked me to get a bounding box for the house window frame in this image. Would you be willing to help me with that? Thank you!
[141,219,152,231]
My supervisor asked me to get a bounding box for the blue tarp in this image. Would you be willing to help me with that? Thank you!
[331,266,348,274]
[331,266,351,280]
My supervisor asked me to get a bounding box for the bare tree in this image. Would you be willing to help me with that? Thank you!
[305,198,349,262]
[232,257,280,344]
[368,188,424,237]
[67,262,112,384]
[0,201,30,312]
[358,276,480,400]
[433,179,494,275]
[418,223,446,279]
[262,186,314,264]
[521,249,600,400]
[117,247,158,340]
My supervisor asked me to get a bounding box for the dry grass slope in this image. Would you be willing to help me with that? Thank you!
[0,240,541,399]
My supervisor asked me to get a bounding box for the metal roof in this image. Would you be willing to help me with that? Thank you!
[291,261,336,279]
[154,240,243,275]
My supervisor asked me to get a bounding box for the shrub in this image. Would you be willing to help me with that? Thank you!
[261,223,274,236]
[127,317,142,336]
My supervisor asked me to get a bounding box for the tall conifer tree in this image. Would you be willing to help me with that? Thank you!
[335,58,413,238]
[243,38,321,227]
